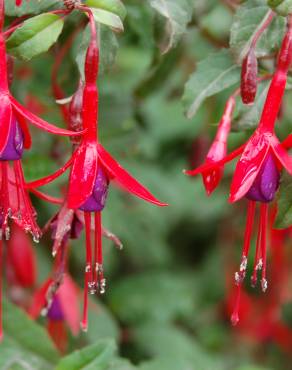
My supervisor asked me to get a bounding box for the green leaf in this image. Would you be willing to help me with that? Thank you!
[5,0,60,16]
[230,0,286,62]
[268,0,292,16]
[90,8,124,32]
[148,0,194,53]
[7,13,64,61]
[183,49,240,118]
[0,300,59,370]
[275,172,292,228]
[55,340,116,370]
[134,324,222,370]
[86,300,120,344]
[108,271,195,325]
[75,24,118,79]
[85,0,127,20]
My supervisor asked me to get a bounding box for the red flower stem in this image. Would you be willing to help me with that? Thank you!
[250,10,275,49]
[77,7,99,141]
[0,0,4,31]
[259,17,292,133]
[0,239,2,341]
[260,204,268,292]
[0,0,8,93]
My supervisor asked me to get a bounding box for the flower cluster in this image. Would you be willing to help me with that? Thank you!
[185,16,292,324]
[0,0,167,340]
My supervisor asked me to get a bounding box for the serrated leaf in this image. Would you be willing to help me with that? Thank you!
[230,0,286,62]
[90,8,124,32]
[275,172,292,228]
[7,13,64,61]
[0,300,59,370]
[75,24,118,79]
[85,0,127,20]
[183,49,240,119]
[148,0,193,53]
[5,0,61,16]
[55,340,116,370]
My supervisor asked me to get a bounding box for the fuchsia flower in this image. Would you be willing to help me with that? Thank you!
[27,7,167,331]
[186,18,292,325]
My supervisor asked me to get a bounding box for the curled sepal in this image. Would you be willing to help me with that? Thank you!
[10,96,86,137]
[229,133,270,203]
[241,48,258,105]
[185,145,245,177]
[271,136,292,175]
[67,142,98,209]
[97,144,168,207]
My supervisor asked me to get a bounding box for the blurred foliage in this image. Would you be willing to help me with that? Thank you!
[1,1,292,370]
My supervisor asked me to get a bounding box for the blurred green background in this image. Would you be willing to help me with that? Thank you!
[2,0,292,369]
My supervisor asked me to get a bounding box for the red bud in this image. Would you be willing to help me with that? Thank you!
[241,49,258,105]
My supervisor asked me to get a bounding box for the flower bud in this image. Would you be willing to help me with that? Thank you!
[241,48,258,105]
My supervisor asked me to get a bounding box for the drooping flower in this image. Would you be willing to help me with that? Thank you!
[198,93,236,195]
[185,17,292,325]
[27,6,167,332]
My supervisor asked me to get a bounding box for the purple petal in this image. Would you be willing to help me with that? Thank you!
[79,166,109,212]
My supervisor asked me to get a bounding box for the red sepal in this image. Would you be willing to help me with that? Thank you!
[10,96,86,137]
[67,142,98,209]
[58,275,80,336]
[7,224,37,288]
[97,144,168,207]
[29,278,53,319]
[229,132,270,203]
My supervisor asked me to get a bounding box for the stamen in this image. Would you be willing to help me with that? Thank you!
[235,201,256,285]
[81,212,94,331]
[251,217,263,288]
[260,204,268,292]
[94,212,105,294]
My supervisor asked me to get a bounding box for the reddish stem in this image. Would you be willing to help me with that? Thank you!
[251,11,275,49]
